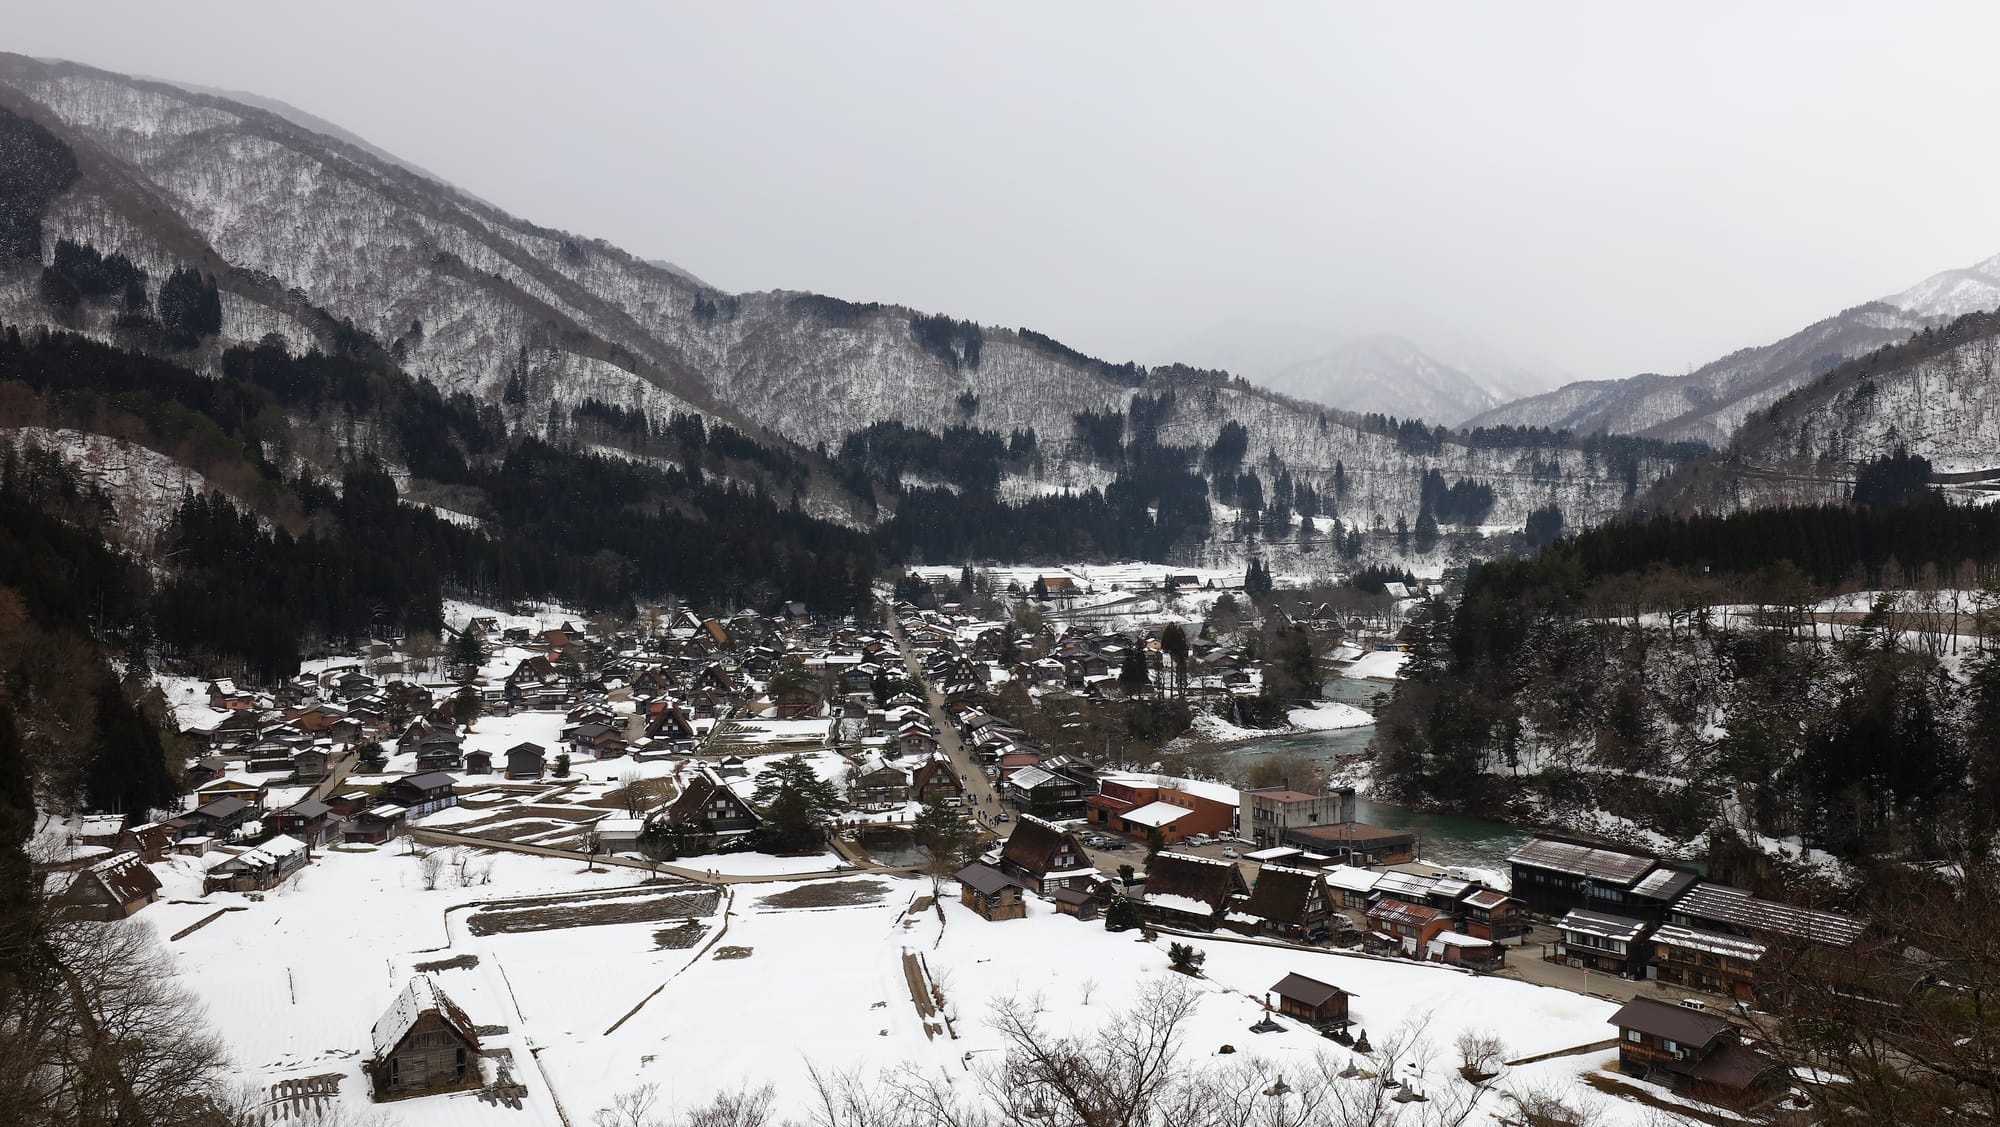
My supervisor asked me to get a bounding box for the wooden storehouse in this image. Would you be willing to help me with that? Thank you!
[367,975,482,1099]
[956,862,1028,921]
[504,742,546,780]
[1269,972,1351,1027]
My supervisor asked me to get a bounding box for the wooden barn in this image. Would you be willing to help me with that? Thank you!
[1268,972,1351,1027]
[52,851,162,920]
[956,862,1027,921]
[367,975,481,1099]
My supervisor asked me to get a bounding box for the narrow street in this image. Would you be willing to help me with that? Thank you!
[305,749,357,803]
[884,608,1005,832]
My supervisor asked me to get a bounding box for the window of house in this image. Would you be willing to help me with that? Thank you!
[1625,1030,1641,1043]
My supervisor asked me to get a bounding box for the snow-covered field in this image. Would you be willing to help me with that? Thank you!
[149,838,1652,1126]
[1288,701,1375,730]
[1342,649,1409,681]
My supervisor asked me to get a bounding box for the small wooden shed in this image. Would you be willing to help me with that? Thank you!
[956,862,1027,921]
[1269,972,1352,1027]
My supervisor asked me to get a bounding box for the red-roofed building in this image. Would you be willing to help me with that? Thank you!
[1367,898,1450,957]
[1085,778,1233,844]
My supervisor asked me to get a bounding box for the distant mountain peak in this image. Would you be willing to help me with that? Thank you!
[1881,253,2000,320]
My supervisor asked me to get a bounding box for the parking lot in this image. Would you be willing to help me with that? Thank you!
[1045,821,1261,879]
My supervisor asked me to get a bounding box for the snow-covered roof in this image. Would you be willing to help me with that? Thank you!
[1557,908,1650,942]
[1429,931,1492,948]
[1507,837,1655,884]
[1142,891,1216,917]
[371,974,477,1057]
[1321,865,1381,893]
[1119,801,1191,828]
[1007,766,1059,791]
[260,834,307,858]
[1100,771,1239,808]
[1652,923,1768,962]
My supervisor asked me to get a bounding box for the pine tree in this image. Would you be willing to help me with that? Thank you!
[1158,623,1189,697]
[1414,511,1440,554]
[84,680,177,818]
[1119,646,1150,696]
[752,754,843,851]
[0,705,35,968]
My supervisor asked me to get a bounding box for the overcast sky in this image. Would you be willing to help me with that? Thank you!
[15,2,2000,385]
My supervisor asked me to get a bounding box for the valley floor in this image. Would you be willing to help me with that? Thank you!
[153,834,1701,1126]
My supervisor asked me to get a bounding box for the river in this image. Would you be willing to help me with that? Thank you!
[1214,676,1530,878]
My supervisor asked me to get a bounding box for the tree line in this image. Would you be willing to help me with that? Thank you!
[1376,483,2000,861]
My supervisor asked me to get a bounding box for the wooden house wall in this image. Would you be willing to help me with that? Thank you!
[379,1013,477,1096]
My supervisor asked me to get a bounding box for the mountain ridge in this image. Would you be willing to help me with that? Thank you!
[1469,254,2000,446]
[0,53,1692,556]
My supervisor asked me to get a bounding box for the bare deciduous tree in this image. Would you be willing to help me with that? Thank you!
[596,1081,776,1127]
[417,848,448,890]
[0,918,232,1127]
[1453,1028,1506,1080]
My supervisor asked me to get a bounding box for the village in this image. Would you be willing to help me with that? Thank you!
[29,569,1883,1126]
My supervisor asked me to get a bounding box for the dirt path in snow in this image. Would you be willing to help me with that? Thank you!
[410,826,921,884]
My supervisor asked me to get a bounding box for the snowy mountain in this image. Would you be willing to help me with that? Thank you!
[1469,254,2000,446]
[1880,251,2000,320]
[1260,334,1503,426]
[1631,307,2000,513]
[1172,321,1557,425]
[0,54,1688,547]
[1735,312,2000,475]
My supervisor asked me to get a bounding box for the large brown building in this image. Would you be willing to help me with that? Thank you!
[1651,924,1768,1003]
[1609,996,1781,1109]
[1085,778,1234,845]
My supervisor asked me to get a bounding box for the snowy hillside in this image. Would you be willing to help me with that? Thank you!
[1734,313,2000,475]
[0,54,1689,546]
[1261,334,1501,426]
[1884,251,2000,320]
[1175,322,1556,425]
[1469,302,1933,446]
[1472,252,2000,447]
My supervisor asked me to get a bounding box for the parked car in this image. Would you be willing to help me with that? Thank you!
[1221,848,1239,858]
